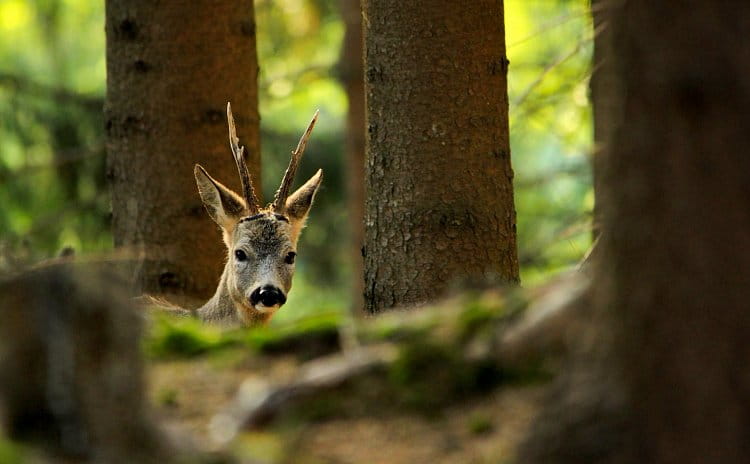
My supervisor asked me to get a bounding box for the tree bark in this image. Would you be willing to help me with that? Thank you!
[589,0,621,240]
[362,0,519,314]
[105,0,261,306]
[0,263,166,462]
[337,0,366,315]
[600,1,750,462]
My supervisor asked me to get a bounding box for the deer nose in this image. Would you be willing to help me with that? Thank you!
[250,285,286,307]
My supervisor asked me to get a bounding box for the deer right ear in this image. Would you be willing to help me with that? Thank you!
[194,164,245,230]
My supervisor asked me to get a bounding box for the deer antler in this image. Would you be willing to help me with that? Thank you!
[227,102,260,214]
[272,110,320,213]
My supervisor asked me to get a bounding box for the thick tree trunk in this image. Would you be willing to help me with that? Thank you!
[105,0,261,306]
[337,0,366,315]
[362,0,519,314]
[600,1,750,462]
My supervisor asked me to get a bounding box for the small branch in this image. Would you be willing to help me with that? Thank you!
[512,37,591,111]
[514,163,589,189]
[259,64,331,91]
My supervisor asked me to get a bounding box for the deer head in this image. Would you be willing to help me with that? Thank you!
[193,103,322,326]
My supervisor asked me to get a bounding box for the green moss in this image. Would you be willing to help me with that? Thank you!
[468,413,494,435]
[144,315,239,359]
[457,301,498,341]
[233,431,285,464]
[386,330,543,413]
[244,312,341,358]
[388,341,479,413]
[157,388,179,408]
[145,311,341,360]
[0,437,25,464]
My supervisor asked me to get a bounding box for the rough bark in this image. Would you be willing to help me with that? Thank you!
[600,1,750,462]
[337,0,366,315]
[362,0,519,314]
[105,0,261,306]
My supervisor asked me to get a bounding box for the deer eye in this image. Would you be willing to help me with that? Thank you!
[284,251,296,265]
[234,249,248,262]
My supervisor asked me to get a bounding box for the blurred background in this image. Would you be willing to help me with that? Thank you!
[0,0,593,322]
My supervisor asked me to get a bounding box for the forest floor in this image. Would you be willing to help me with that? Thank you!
[148,351,546,464]
[143,283,567,463]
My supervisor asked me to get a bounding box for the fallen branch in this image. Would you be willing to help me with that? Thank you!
[208,344,398,444]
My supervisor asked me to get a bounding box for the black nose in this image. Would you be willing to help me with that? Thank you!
[250,285,286,307]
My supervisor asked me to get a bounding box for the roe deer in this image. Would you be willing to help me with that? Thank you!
[193,103,322,326]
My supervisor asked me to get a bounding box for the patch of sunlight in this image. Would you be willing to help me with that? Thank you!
[268,78,293,98]
[278,0,311,36]
[58,226,82,253]
[583,189,595,211]
[10,208,32,232]
[573,79,590,107]
[0,1,30,32]
[560,107,580,135]
[262,80,346,134]
[1,137,24,170]
[505,0,535,56]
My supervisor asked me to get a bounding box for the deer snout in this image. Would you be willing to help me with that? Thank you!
[250,285,287,308]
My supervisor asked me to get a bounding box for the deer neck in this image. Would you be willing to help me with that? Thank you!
[196,261,271,327]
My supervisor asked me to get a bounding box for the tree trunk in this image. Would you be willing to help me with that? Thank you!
[362,0,519,314]
[337,0,366,315]
[600,1,750,462]
[589,0,621,240]
[105,0,261,306]
[0,263,165,462]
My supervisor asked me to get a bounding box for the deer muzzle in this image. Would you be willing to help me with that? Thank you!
[250,285,286,308]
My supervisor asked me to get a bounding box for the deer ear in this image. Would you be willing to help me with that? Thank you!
[194,164,246,229]
[285,169,323,223]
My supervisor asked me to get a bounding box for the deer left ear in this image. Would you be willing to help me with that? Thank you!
[285,169,323,223]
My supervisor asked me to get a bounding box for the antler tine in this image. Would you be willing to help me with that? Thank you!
[227,102,260,214]
[272,109,320,212]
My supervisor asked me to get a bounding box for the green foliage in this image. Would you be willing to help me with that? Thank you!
[505,0,594,283]
[0,0,108,262]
